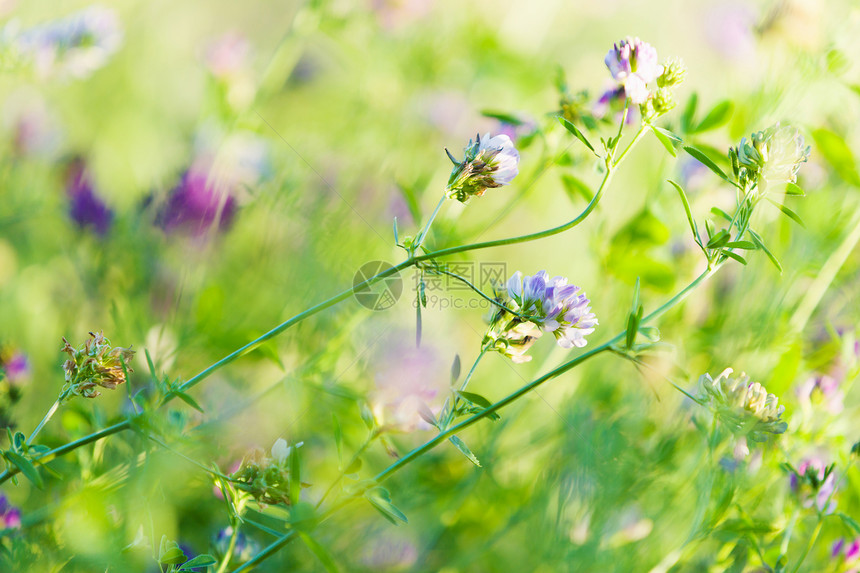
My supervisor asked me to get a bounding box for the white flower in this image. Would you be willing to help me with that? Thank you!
[271,438,302,466]
[445,133,520,202]
[605,37,663,105]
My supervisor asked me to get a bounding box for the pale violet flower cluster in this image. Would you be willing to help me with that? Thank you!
[730,123,811,190]
[485,271,597,363]
[445,133,519,203]
[4,6,123,79]
[604,37,664,105]
[790,457,837,514]
[700,368,787,438]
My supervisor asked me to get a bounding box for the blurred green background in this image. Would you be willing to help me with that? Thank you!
[0,0,859,570]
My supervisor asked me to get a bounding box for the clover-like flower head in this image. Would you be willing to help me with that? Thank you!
[700,368,787,438]
[445,133,519,203]
[485,271,597,362]
[605,37,663,105]
[230,438,302,506]
[731,123,810,190]
[61,331,135,399]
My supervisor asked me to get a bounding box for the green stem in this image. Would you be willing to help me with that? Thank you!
[790,515,823,573]
[427,268,529,319]
[442,345,489,429]
[412,193,447,253]
[26,389,70,446]
[216,521,241,573]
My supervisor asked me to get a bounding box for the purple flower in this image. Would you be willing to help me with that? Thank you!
[0,494,21,529]
[487,270,597,363]
[445,132,520,203]
[605,37,663,105]
[834,538,860,565]
[214,526,258,562]
[847,539,860,562]
[2,350,29,383]
[66,160,113,235]
[791,457,837,514]
[204,32,251,80]
[156,167,237,236]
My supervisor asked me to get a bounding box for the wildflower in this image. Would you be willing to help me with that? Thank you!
[605,37,663,105]
[9,6,123,79]
[371,339,445,431]
[0,347,29,383]
[66,160,113,235]
[445,133,519,203]
[699,368,787,438]
[797,374,844,415]
[61,331,135,399]
[230,438,302,506]
[485,271,597,363]
[790,457,837,514]
[0,494,21,529]
[730,123,810,190]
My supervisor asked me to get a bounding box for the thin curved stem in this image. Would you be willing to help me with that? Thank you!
[26,389,70,446]
[413,193,448,253]
[426,267,529,319]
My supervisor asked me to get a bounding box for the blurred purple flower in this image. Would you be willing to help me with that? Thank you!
[156,166,237,236]
[2,350,29,383]
[66,160,113,235]
[3,92,62,158]
[360,532,418,570]
[204,32,251,80]
[704,5,756,61]
[0,494,21,529]
[11,5,123,79]
[679,157,708,191]
[797,374,844,415]
[371,338,445,431]
[214,526,257,562]
[790,457,837,514]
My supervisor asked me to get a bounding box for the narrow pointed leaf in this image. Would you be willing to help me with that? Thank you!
[683,146,736,187]
[710,207,733,223]
[365,486,408,524]
[680,93,698,133]
[179,555,218,570]
[692,100,733,133]
[450,355,461,385]
[766,198,806,228]
[5,451,43,489]
[749,229,783,273]
[650,126,679,157]
[838,512,860,534]
[559,117,597,155]
[706,229,730,249]
[456,391,500,420]
[173,390,204,413]
[667,180,701,246]
[725,241,757,250]
[785,182,805,196]
[722,250,747,265]
[289,443,301,505]
[448,435,481,466]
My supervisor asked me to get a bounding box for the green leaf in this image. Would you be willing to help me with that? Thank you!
[289,501,318,532]
[811,128,860,186]
[12,432,25,453]
[710,207,733,223]
[667,180,701,247]
[450,355,461,385]
[692,100,733,133]
[4,451,43,489]
[625,277,642,349]
[289,442,301,505]
[748,229,783,273]
[456,391,500,421]
[172,390,204,413]
[559,117,597,155]
[706,229,730,249]
[650,126,681,157]
[680,92,698,133]
[838,512,860,534]
[333,415,343,467]
[160,547,187,566]
[722,250,747,265]
[448,435,482,467]
[684,146,736,187]
[179,555,218,570]
[560,173,594,203]
[144,349,158,382]
[299,533,340,573]
[481,110,524,125]
[345,457,362,474]
[365,486,408,524]
[784,182,805,196]
[725,241,757,250]
[766,198,806,228]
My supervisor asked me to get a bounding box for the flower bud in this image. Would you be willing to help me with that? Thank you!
[445,133,520,203]
[61,331,135,399]
[657,58,686,88]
